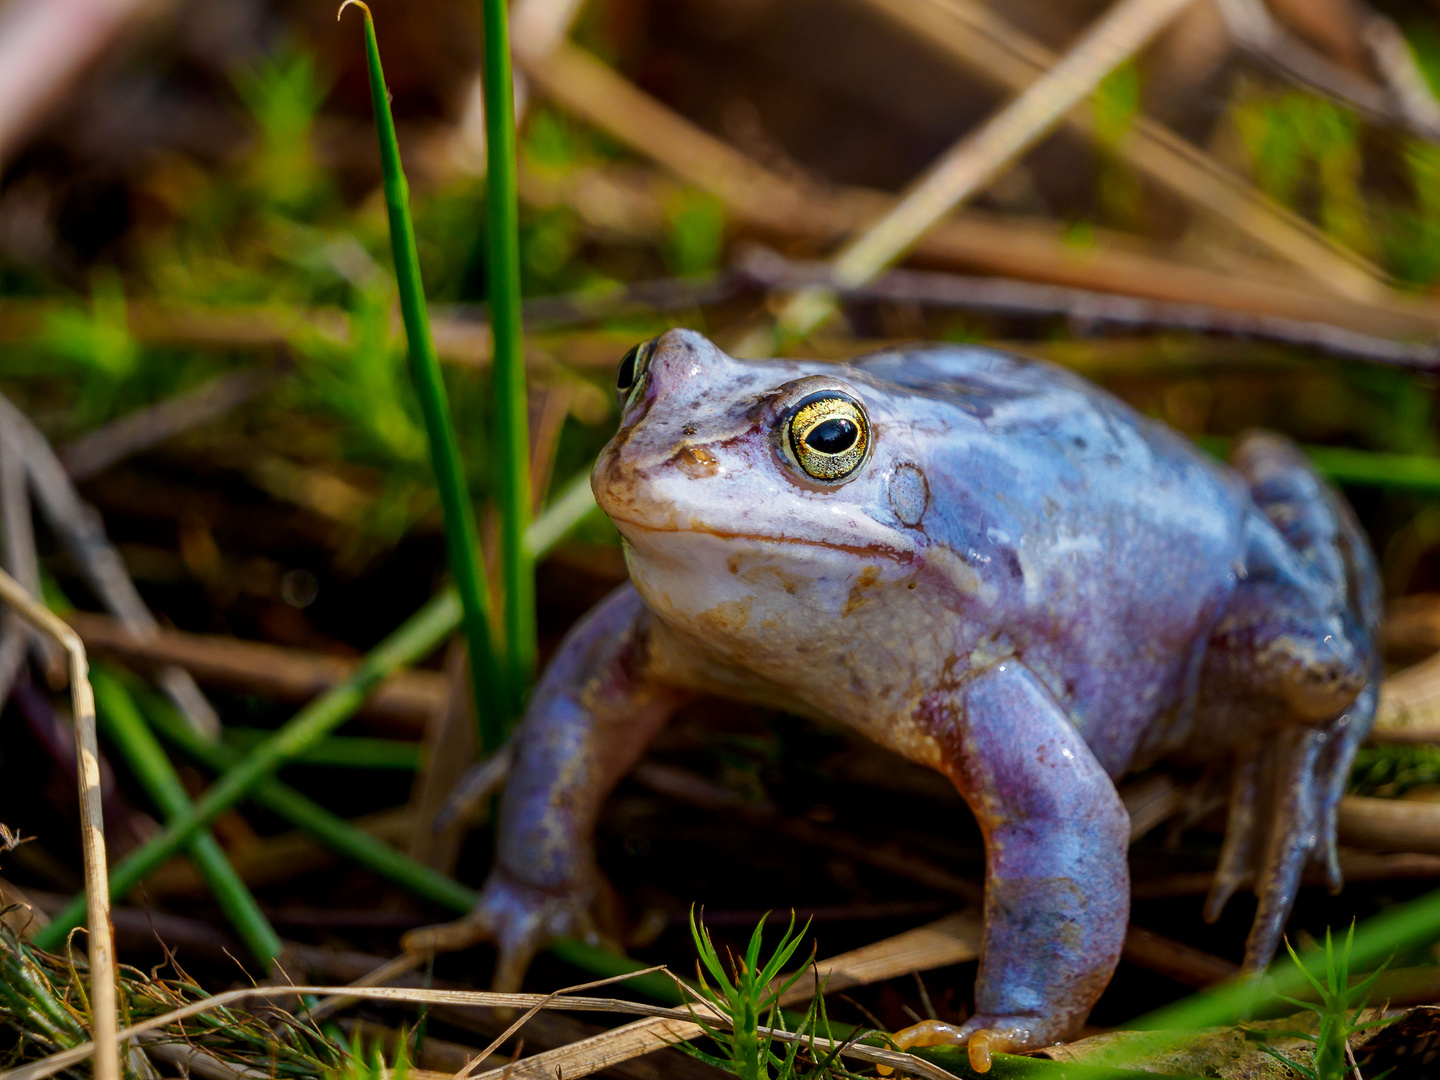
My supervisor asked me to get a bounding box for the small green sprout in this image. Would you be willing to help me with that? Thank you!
[1256,923,1395,1080]
[683,909,868,1080]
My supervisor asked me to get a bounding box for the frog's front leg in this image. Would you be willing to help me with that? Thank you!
[903,659,1130,1067]
[403,585,691,989]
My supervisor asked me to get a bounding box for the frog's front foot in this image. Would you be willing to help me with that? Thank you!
[886,1014,1066,1074]
[401,870,599,991]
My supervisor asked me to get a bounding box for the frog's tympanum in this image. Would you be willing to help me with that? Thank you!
[413,330,1379,1061]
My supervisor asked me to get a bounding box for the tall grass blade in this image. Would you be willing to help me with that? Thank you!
[339,0,507,752]
[476,0,536,713]
[91,670,284,970]
[31,476,598,955]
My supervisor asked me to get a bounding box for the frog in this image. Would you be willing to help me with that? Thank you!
[408,329,1380,1063]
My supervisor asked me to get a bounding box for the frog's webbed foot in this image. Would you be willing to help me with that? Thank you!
[401,871,600,991]
[1203,681,1377,972]
[885,1014,1070,1074]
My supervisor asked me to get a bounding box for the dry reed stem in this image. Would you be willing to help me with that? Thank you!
[0,567,118,1080]
[771,910,981,1005]
[517,41,1440,342]
[1338,794,1440,855]
[458,967,672,1080]
[0,983,962,1080]
[64,611,446,734]
[306,951,429,1025]
[471,912,983,1080]
[822,0,1199,291]
[1374,651,1440,741]
[737,248,1440,369]
[0,391,219,736]
[857,0,1387,300]
[1214,0,1401,126]
[754,0,1201,349]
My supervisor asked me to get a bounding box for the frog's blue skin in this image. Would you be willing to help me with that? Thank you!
[411,330,1379,1057]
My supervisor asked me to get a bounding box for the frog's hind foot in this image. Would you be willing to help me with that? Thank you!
[1203,681,1377,973]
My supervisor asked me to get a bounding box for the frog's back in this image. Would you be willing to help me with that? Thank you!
[849,344,1249,774]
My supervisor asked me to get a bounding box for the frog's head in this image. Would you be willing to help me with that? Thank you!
[592,330,929,658]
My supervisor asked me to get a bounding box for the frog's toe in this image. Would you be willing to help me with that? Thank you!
[1243,726,1329,971]
[1204,744,1261,924]
[880,1015,1066,1074]
[401,870,600,992]
[401,909,496,956]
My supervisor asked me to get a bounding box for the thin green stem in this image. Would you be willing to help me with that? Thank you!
[135,683,479,914]
[90,671,284,969]
[479,0,536,714]
[1197,435,1440,494]
[32,477,596,954]
[220,729,421,770]
[343,1,507,752]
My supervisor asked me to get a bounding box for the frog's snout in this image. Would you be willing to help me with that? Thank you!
[592,329,745,524]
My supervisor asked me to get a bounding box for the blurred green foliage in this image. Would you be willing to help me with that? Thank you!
[1349,743,1440,798]
[1091,60,1142,229]
[1234,91,1371,258]
[0,46,730,562]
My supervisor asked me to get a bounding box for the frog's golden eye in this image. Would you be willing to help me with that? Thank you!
[616,339,654,403]
[786,391,869,481]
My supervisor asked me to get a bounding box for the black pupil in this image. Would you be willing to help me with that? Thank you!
[805,417,857,455]
[616,346,639,391]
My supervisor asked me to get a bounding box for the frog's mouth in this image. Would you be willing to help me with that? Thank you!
[605,510,917,564]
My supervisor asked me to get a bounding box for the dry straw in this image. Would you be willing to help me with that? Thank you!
[0,982,965,1080]
[0,568,118,1080]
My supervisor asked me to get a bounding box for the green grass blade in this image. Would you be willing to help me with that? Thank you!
[220,729,422,770]
[91,670,285,970]
[342,0,506,752]
[133,677,478,913]
[32,587,462,952]
[477,0,536,714]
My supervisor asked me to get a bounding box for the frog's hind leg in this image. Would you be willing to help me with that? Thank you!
[1207,432,1382,973]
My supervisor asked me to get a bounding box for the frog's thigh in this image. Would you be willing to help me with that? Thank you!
[928,660,1130,1048]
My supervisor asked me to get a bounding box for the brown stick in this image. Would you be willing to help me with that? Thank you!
[1337,795,1440,855]
[0,392,220,735]
[405,641,475,870]
[1131,850,1440,899]
[63,611,445,735]
[1215,0,1403,127]
[828,0,1201,289]
[738,247,1440,369]
[0,568,118,1080]
[519,40,1440,342]
[1121,926,1240,987]
[1374,651,1440,742]
[59,369,276,481]
[852,0,1387,300]
[139,807,414,898]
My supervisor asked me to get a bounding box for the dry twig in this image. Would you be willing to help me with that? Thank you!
[853,0,1388,300]
[0,983,964,1080]
[63,611,445,734]
[819,0,1200,292]
[0,567,118,1080]
[0,392,220,736]
[58,369,275,481]
[737,248,1440,369]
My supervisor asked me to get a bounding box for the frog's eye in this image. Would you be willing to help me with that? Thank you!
[616,339,654,402]
[786,391,870,481]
